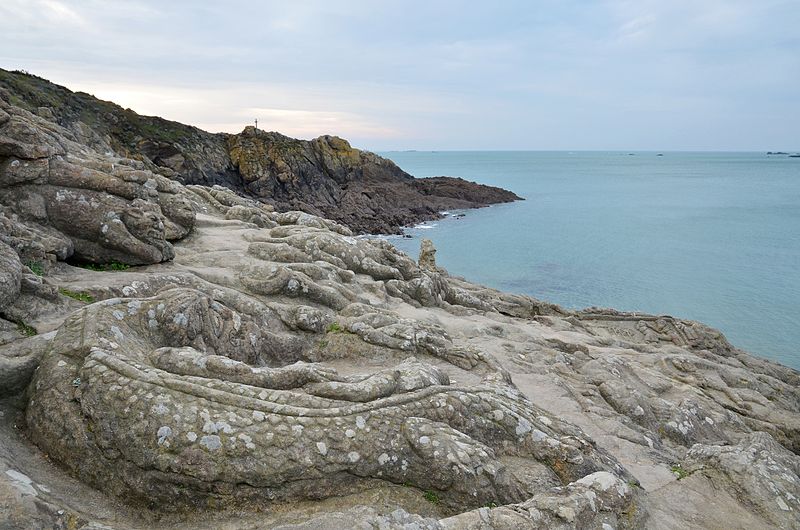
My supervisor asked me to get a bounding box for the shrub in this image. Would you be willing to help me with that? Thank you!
[671,464,690,480]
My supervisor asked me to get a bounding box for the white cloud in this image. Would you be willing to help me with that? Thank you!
[0,0,86,28]
[41,0,85,25]
[0,0,797,149]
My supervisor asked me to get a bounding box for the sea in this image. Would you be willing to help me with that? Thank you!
[377,151,800,370]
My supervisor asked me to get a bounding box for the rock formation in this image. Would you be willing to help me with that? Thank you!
[0,69,521,235]
[419,238,438,271]
[0,71,798,529]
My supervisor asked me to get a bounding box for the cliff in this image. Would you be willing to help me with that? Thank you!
[0,70,798,530]
[0,69,521,234]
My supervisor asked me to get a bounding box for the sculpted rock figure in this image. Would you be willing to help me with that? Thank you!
[26,285,637,523]
[0,91,194,266]
[419,238,438,271]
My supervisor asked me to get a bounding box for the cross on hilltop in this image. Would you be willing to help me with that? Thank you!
[254,118,258,130]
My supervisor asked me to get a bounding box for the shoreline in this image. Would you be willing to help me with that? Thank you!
[2,190,798,528]
[383,203,797,371]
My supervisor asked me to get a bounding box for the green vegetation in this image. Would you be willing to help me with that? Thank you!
[422,490,440,504]
[326,322,344,333]
[0,68,197,157]
[77,261,130,272]
[16,321,37,337]
[399,482,441,505]
[671,464,690,480]
[26,261,45,276]
[484,501,498,509]
[59,288,95,303]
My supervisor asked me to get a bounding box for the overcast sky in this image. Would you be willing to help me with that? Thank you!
[1,1,798,151]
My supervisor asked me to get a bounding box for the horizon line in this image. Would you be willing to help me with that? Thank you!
[374,149,799,153]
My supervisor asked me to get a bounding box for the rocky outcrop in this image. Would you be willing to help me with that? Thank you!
[226,128,521,234]
[0,88,196,268]
[684,432,800,528]
[419,238,438,271]
[26,286,628,512]
[0,183,798,528]
[0,185,641,528]
[0,70,798,529]
[0,68,237,189]
[0,69,522,235]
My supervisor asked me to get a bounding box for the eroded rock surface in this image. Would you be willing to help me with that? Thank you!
[0,88,195,267]
[684,432,800,528]
[0,70,798,530]
[20,186,632,522]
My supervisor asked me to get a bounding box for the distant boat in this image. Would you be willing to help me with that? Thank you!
[767,151,789,155]
[656,153,664,156]
[790,154,800,158]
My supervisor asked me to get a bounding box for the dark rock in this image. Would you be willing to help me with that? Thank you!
[0,68,522,235]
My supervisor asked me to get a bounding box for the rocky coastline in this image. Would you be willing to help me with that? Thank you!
[0,69,521,236]
[0,71,799,529]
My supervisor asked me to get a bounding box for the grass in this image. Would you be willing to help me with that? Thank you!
[59,288,94,303]
[422,490,440,504]
[326,322,344,333]
[77,261,130,272]
[16,322,37,337]
[26,261,45,276]
[398,482,442,505]
[671,464,690,480]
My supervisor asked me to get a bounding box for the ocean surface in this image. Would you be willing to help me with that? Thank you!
[378,151,800,370]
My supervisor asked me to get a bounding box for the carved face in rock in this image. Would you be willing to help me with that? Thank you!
[121,199,167,245]
[158,192,195,228]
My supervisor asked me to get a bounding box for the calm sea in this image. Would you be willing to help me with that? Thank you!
[378,151,800,370]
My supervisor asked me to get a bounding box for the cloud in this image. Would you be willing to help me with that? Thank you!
[41,1,85,25]
[617,13,656,42]
[0,0,798,149]
[242,107,401,140]
[38,76,408,142]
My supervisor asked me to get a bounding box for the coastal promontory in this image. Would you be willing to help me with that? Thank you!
[0,69,520,236]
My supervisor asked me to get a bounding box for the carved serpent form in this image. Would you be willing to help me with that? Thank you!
[26,287,630,512]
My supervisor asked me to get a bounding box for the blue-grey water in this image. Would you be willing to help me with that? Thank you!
[378,151,800,370]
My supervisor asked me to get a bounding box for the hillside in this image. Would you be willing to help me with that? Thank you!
[0,69,520,234]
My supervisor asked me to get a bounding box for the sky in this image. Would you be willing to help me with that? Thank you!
[0,1,798,151]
